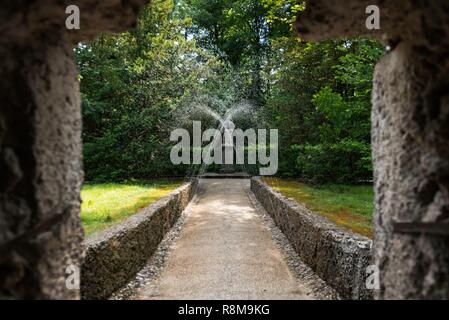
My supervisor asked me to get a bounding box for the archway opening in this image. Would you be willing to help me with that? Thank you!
[76,0,382,300]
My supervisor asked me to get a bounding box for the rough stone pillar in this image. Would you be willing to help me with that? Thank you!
[296,0,449,299]
[0,0,148,299]
[0,37,84,300]
[372,42,449,299]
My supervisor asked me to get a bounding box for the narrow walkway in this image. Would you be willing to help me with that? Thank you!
[130,179,335,300]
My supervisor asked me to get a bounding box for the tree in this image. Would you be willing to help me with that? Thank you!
[77,0,384,184]
[266,37,384,181]
[77,0,220,180]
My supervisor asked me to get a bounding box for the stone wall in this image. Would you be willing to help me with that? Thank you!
[81,181,195,300]
[0,37,84,300]
[371,43,449,299]
[296,0,449,299]
[0,0,149,299]
[251,178,373,299]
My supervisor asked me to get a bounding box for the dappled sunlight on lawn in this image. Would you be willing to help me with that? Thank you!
[81,180,183,236]
[263,177,374,238]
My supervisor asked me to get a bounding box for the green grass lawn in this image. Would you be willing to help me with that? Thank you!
[263,177,374,238]
[81,179,184,236]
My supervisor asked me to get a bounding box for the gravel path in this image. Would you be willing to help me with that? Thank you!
[112,178,338,300]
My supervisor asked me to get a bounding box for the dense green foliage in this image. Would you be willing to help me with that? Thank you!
[77,0,220,180]
[77,0,384,183]
[268,39,384,182]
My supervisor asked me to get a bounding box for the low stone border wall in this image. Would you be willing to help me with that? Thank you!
[81,180,196,300]
[251,177,373,299]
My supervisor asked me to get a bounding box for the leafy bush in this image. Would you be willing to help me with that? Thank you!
[277,144,302,177]
[296,140,372,184]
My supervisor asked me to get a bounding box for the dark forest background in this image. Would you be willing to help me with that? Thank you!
[76,0,384,184]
